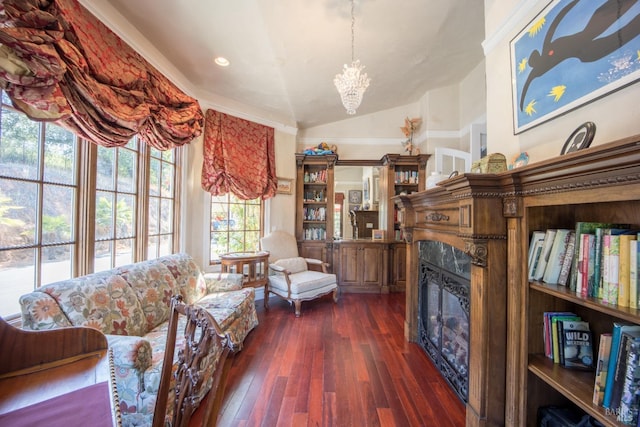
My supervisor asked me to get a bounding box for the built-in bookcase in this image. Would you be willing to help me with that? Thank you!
[504,135,640,427]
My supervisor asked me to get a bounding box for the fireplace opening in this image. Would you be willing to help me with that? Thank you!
[418,240,471,402]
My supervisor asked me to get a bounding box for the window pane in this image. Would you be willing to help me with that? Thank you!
[42,244,72,281]
[96,146,115,190]
[117,148,136,193]
[96,191,114,240]
[160,198,173,234]
[161,163,173,197]
[1,179,37,247]
[159,235,171,257]
[161,150,174,163]
[0,248,35,317]
[95,240,112,272]
[42,184,74,244]
[148,197,159,234]
[149,158,161,196]
[116,194,135,238]
[115,238,133,267]
[43,126,76,184]
[0,108,39,180]
[147,235,158,259]
[245,231,260,252]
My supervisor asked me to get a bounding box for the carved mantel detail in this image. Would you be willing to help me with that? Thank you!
[403,228,413,244]
[463,239,488,267]
[503,197,520,217]
[426,212,449,222]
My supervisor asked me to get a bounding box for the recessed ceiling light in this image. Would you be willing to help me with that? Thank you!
[214,57,230,67]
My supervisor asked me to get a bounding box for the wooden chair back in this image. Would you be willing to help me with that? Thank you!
[153,296,231,427]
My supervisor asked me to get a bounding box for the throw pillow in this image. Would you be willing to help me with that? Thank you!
[274,257,308,274]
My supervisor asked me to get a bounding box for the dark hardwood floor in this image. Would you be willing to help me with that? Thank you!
[216,292,465,427]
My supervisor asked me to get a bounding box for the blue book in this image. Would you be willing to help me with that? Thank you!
[603,323,640,408]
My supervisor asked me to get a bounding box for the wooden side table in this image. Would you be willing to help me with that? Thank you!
[220,251,270,306]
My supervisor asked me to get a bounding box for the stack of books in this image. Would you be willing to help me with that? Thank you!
[543,312,594,370]
[592,323,640,425]
[528,223,640,307]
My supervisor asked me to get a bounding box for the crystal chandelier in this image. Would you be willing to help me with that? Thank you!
[334,0,370,115]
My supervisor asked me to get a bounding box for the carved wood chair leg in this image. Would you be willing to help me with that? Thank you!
[206,354,234,426]
[264,288,269,309]
[332,288,339,302]
[294,300,301,317]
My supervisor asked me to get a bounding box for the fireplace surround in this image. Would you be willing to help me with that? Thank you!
[394,175,507,427]
[418,240,471,402]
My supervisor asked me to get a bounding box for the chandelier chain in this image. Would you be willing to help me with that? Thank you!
[334,0,370,115]
[351,0,355,63]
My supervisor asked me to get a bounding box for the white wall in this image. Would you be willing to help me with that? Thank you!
[483,0,640,163]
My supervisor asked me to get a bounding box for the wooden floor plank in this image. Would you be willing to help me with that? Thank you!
[216,293,465,426]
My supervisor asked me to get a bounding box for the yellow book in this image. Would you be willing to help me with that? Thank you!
[618,235,635,307]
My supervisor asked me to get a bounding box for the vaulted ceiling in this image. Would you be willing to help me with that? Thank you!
[82,0,485,129]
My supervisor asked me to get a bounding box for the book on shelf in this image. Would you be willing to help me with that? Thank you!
[609,329,640,413]
[606,234,623,305]
[577,233,595,298]
[569,222,629,293]
[557,231,576,287]
[631,239,640,309]
[543,229,572,285]
[593,333,613,405]
[619,337,640,425]
[550,313,580,363]
[603,323,640,409]
[543,311,575,360]
[619,234,636,308]
[600,228,633,303]
[559,320,593,370]
[532,229,557,282]
[528,231,545,278]
[528,238,545,281]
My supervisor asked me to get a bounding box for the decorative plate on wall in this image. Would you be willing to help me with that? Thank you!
[561,122,596,155]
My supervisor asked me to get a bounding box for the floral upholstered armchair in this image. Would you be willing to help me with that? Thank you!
[259,230,338,317]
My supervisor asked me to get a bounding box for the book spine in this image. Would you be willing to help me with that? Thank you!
[603,235,612,304]
[594,228,606,299]
[610,333,634,412]
[619,235,634,307]
[619,338,640,425]
[558,232,576,287]
[604,324,624,408]
[608,235,621,305]
[632,240,640,310]
[593,333,612,405]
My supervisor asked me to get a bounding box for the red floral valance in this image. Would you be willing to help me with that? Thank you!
[201,109,276,200]
[0,0,203,149]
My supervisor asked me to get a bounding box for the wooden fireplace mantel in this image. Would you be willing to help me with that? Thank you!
[394,174,508,427]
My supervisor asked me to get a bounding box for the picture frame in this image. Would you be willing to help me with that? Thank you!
[348,190,362,204]
[560,122,596,155]
[276,177,293,195]
[371,229,384,241]
[510,0,640,134]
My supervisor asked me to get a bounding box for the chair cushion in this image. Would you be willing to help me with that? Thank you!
[274,257,308,274]
[269,270,336,296]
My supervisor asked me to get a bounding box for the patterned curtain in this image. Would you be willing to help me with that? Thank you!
[201,109,276,200]
[0,0,203,149]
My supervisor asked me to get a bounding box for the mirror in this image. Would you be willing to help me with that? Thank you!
[334,162,381,239]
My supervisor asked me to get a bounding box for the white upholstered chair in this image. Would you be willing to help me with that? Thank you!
[259,230,338,317]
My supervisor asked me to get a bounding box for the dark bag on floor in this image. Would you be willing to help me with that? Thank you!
[538,405,605,427]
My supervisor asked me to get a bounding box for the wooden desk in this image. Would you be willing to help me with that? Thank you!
[220,251,270,305]
[0,318,121,426]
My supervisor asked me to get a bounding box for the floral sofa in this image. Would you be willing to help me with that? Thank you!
[18,253,258,425]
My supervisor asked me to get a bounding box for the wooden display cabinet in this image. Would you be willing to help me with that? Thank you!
[379,154,429,241]
[295,153,337,266]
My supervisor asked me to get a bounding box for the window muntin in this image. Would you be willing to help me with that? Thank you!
[94,140,138,270]
[0,93,181,318]
[147,148,176,259]
[210,193,262,262]
[0,103,78,317]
